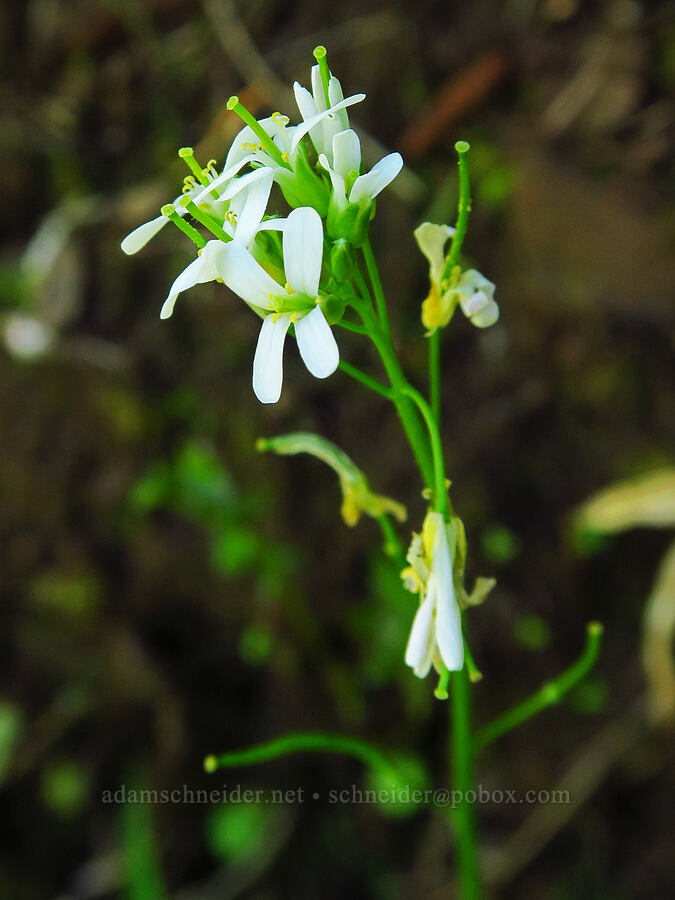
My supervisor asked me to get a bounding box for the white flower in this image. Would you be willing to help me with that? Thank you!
[214,206,339,404]
[454,269,499,328]
[293,67,365,161]
[403,511,464,677]
[318,129,403,211]
[158,170,274,320]
[120,155,258,256]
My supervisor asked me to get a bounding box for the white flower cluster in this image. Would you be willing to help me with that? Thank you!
[122,49,403,404]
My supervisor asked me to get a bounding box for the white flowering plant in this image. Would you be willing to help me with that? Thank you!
[123,46,602,897]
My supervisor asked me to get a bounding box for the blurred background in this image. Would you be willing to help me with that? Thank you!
[1,0,674,897]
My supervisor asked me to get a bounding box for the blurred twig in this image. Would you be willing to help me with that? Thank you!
[398,49,511,160]
[483,696,648,886]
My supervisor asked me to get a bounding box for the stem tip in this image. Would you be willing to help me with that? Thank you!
[203,755,218,773]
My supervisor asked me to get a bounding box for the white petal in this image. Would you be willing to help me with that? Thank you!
[295,307,339,378]
[191,154,257,205]
[430,523,464,672]
[414,222,456,287]
[257,217,286,233]
[229,170,274,246]
[311,66,327,111]
[252,315,291,403]
[224,117,283,170]
[471,299,499,328]
[290,94,366,155]
[318,153,347,204]
[328,77,350,130]
[332,129,361,181]
[159,241,223,319]
[461,269,495,299]
[462,289,489,317]
[294,82,318,120]
[216,241,281,308]
[349,153,403,204]
[283,207,323,297]
[405,591,435,672]
[121,215,167,255]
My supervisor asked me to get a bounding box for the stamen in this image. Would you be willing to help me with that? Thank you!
[178,197,232,243]
[161,203,206,249]
[178,147,210,188]
[271,111,290,126]
[312,45,331,108]
[226,96,289,169]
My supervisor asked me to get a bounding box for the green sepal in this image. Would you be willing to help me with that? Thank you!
[276,144,329,215]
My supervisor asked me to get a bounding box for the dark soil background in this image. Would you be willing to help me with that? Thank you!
[1,0,673,898]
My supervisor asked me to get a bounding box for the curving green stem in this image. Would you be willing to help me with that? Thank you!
[377,513,406,567]
[474,622,604,752]
[339,360,393,400]
[400,385,450,517]
[204,731,393,774]
[353,275,435,490]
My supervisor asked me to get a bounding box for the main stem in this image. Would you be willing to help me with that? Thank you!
[451,665,481,899]
[360,146,480,895]
[433,141,481,898]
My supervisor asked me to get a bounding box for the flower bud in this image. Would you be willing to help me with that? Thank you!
[327,200,373,248]
[319,293,346,326]
[329,239,355,283]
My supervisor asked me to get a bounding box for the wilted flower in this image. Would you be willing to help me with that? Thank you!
[403,511,464,677]
[416,221,498,330]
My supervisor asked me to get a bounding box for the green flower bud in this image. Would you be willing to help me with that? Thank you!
[329,239,355,283]
[327,199,373,248]
[319,293,346,325]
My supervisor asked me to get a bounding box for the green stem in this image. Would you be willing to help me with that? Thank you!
[443,141,472,283]
[474,622,604,752]
[362,239,391,334]
[336,318,369,336]
[352,266,373,306]
[354,297,435,489]
[377,514,406,567]
[451,665,482,899]
[204,731,392,774]
[400,385,449,517]
[339,360,393,400]
[429,328,441,423]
